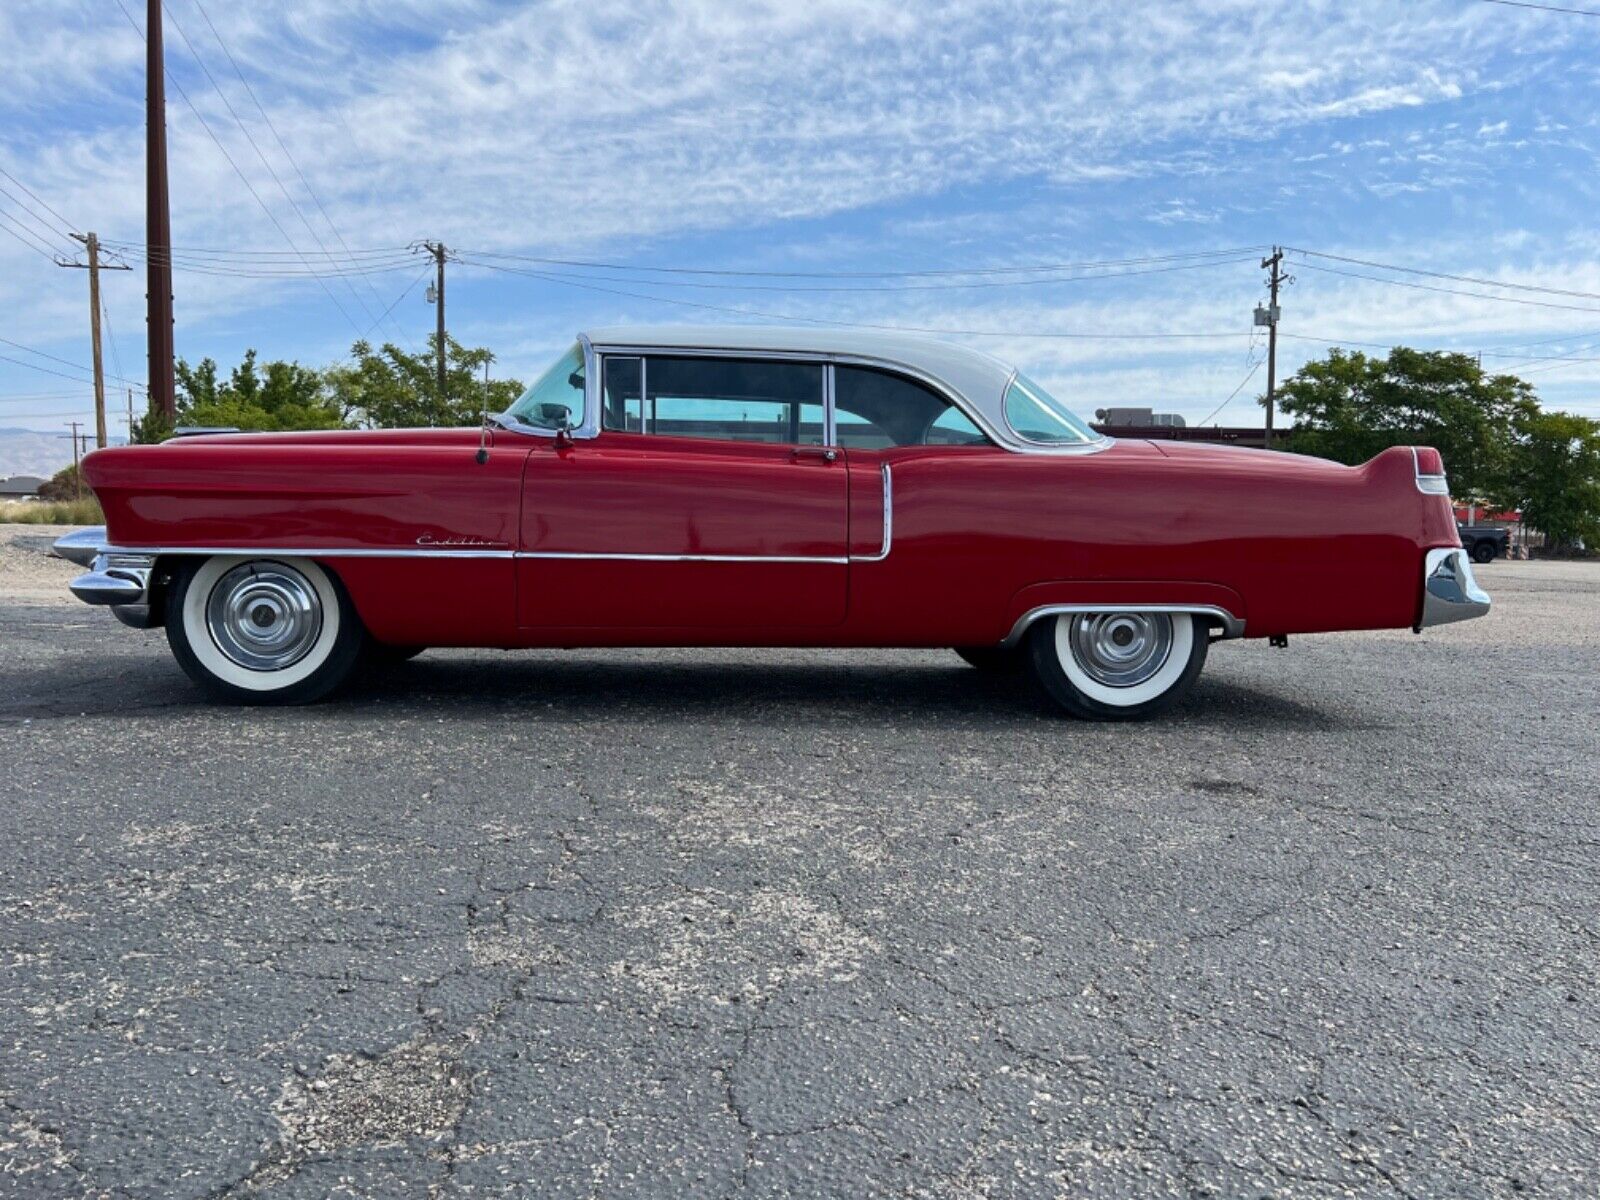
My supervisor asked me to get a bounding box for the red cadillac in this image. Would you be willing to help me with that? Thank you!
[57,326,1489,718]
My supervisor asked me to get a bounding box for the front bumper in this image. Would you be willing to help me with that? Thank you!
[1418,547,1491,629]
[54,528,159,627]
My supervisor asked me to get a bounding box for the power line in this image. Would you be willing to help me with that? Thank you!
[459,252,1260,294]
[1294,260,1600,315]
[0,353,106,387]
[460,256,1247,340]
[0,210,63,261]
[187,0,410,342]
[155,0,372,334]
[1196,360,1264,427]
[99,238,411,259]
[454,245,1271,281]
[1277,331,1600,364]
[111,0,368,339]
[1479,0,1600,15]
[0,181,78,252]
[1286,246,1600,303]
[0,167,77,238]
[0,336,147,390]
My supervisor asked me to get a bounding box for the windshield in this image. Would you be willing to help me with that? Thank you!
[1002,372,1099,445]
[505,343,586,431]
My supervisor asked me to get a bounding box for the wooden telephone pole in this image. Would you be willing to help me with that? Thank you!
[1259,248,1285,451]
[420,241,449,399]
[58,233,131,449]
[147,0,176,423]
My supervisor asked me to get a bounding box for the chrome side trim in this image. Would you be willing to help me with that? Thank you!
[516,552,848,564]
[1000,603,1245,648]
[100,544,515,559]
[1418,547,1490,628]
[850,464,893,562]
[53,526,107,567]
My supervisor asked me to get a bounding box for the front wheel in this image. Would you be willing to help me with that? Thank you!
[165,556,367,705]
[1028,611,1207,720]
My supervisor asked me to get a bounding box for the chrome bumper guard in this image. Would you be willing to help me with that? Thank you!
[1419,547,1491,629]
[68,552,155,606]
[55,529,157,616]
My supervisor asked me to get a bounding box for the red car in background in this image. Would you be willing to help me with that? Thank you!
[57,326,1488,718]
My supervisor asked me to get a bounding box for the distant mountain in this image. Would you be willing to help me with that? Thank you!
[0,428,125,479]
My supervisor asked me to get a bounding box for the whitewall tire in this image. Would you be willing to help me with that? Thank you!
[1028,611,1207,720]
[165,556,366,704]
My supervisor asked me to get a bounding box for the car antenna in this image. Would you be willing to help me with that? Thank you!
[476,359,491,464]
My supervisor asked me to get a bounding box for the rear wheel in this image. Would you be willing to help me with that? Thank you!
[953,645,1028,674]
[1028,611,1207,720]
[165,556,367,705]
[1470,539,1496,564]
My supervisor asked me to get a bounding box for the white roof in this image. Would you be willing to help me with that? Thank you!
[581,324,1022,437]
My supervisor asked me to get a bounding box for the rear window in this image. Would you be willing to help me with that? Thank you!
[1002,373,1097,445]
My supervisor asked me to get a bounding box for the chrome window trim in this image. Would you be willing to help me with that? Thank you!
[849,464,892,563]
[592,342,1018,453]
[1000,603,1244,647]
[824,362,837,446]
[999,369,1109,453]
[594,348,829,446]
[497,334,600,440]
[588,347,1113,460]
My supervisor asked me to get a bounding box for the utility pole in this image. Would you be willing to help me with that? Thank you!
[147,0,176,423]
[417,241,449,400]
[1256,247,1287,450]
[127,387,136,442]
[58,233,132,449]
[63,422,85,495]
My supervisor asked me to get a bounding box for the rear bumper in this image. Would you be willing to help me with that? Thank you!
[1418,547,1491,629]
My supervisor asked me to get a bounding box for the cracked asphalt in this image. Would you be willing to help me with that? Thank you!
[3,529,1598,1198]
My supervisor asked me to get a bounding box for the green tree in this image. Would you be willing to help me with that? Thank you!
[131,350,346,442]
[37,462,84,500]
[1500,410,1600,552]
[325,335,523,429]
[1274,347,1537,502]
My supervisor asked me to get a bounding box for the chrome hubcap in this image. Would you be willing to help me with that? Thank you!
[205,562,323,672]
[1068,612,1174,688]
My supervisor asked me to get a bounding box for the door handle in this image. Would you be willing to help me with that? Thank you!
[792,447,838,463]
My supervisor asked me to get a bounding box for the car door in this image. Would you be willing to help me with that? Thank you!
[516,353,848,630]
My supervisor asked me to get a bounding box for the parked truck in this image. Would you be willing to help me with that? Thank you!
[1458,524,1509,564]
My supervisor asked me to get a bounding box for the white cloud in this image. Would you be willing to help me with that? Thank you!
[4,0,1600,422]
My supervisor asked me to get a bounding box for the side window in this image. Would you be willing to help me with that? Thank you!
[834,366,991,448]
[603,357,643,432]
[644,357,824,445]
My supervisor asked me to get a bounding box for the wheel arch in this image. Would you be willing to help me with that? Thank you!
[999,581,1247,648]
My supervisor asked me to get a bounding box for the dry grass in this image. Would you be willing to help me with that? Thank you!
[0,497,103,525]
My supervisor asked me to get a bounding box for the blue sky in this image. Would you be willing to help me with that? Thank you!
[3,0,1600,443]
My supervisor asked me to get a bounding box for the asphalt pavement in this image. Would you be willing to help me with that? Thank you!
[2,536,1597,1198]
